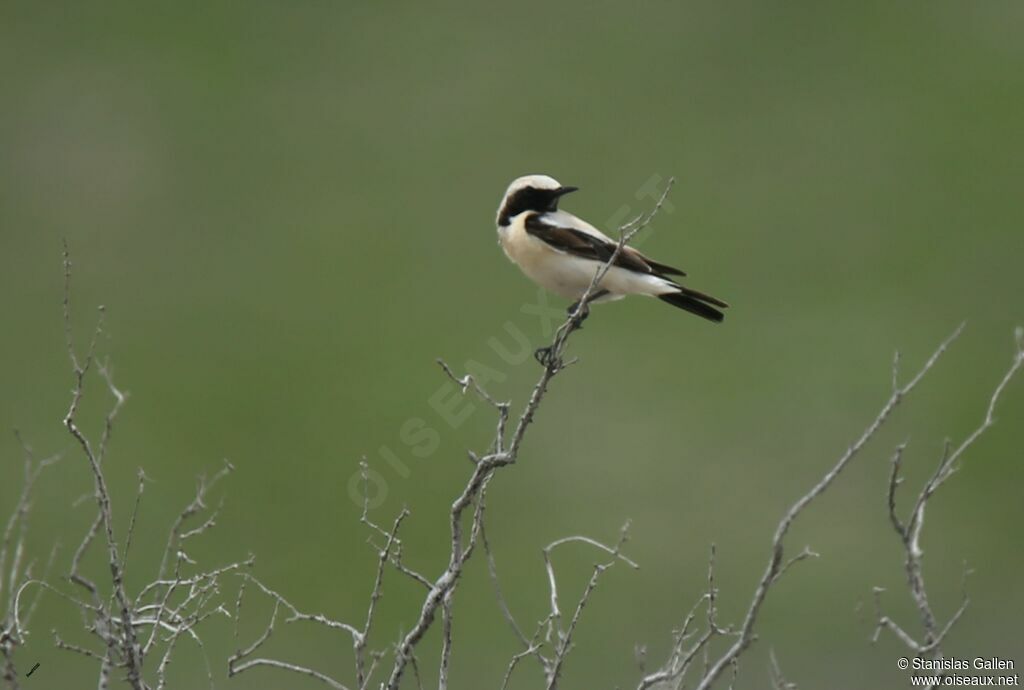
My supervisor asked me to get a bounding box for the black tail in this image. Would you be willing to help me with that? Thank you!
[658,287,728,323]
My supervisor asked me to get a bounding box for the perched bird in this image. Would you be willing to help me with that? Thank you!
[495,174,728,323]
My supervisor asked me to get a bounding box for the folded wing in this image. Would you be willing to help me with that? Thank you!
[524,213,687,278]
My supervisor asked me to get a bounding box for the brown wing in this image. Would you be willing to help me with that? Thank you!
[523,214,686,278]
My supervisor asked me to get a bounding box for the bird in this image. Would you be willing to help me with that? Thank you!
[495,174,728,325]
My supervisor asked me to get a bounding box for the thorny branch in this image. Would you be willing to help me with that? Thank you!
[871,328,1024,687]
[0,435,61,689]
[5,245,249,689]
[543,523,636,690]
[635,545,734,690]
[688,324,973,690]
[635,324,1021,690]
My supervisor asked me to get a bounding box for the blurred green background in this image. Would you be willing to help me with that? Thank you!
[2,1,1023,688]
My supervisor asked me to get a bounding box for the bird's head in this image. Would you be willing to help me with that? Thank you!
[495,175,578,227]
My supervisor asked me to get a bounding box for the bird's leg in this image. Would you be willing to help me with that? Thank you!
[534,289,612,368]
[567,289,609,327]
[533,345,558,369]
[566,299,583,318]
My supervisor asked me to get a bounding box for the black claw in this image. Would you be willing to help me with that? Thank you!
[567,301,591,327]
[533,346,559,369]
[568,290,608,325]
[537,290,612,369]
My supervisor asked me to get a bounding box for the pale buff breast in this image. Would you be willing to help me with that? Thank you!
[498,217,671,301]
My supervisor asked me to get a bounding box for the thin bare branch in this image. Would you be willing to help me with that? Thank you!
[693,324,967,690]
[545,522,633,690]
[769,649,798,690]
[6,249,248,689]
[871,330,1022,676]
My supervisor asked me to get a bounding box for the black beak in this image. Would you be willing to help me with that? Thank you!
[554,186,578,197]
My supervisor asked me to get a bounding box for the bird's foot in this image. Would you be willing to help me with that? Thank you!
[566,300,591,327]
[567,290,608,328]
[533,346,560,370]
